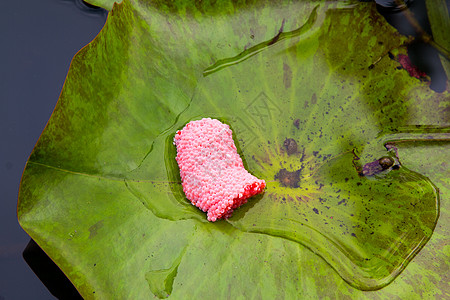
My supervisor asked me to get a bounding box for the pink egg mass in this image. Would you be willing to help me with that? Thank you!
[173,118,266,221]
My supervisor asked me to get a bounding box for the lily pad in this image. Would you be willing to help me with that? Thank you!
[87,0,120,10]
[18,0,448,298]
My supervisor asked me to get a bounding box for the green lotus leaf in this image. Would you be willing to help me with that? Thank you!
[87,0,120,10]
[18,0,449,298]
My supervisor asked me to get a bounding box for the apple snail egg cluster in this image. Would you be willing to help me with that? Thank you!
[173,118,266,221]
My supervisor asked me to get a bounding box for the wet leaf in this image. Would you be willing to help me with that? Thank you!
[18,0,449,298]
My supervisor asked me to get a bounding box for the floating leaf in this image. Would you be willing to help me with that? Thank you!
[87,0,120,10]
[18,0,448,298]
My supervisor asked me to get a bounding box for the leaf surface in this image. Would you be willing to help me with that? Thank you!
[18,0,449,298]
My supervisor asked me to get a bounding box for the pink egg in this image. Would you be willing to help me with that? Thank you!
[174,118,266,221]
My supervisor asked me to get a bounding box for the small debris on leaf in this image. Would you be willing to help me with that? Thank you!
[352,149,399,177]
[174,118,266,221]
[378,156,395,169]
[358,156,398,177]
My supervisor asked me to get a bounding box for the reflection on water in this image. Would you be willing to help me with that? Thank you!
[62,0,109,14]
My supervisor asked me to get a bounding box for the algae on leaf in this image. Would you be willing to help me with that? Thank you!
[18,0,448,298]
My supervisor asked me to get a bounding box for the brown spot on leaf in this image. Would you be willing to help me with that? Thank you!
[283,138,298,155]
[275,168,300,188]
[89,220,104,239]
[293,119,300,129]
[311,93,317,105]
[283,63,292,89]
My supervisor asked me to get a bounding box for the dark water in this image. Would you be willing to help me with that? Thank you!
[0,0,106,298]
